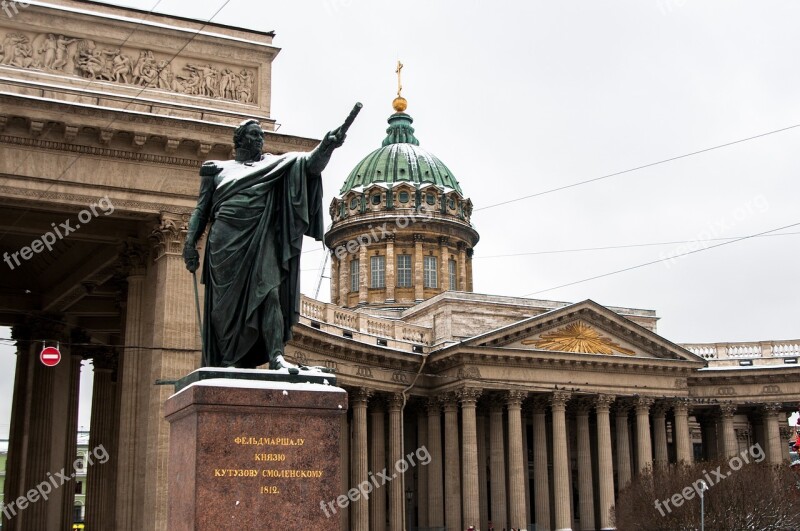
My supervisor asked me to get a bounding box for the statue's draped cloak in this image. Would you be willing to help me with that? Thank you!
[199,154,323,367]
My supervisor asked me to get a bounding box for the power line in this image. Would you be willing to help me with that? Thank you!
[0,0,235,242]
[522,221,800,297]
[475,123,800,212]
[474,231,800,259]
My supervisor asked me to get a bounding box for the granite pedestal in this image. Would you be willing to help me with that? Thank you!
[164,369,348,530]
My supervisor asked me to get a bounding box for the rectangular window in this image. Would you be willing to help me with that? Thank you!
[397,254,412,288]
[449,259,457,290]
[424,256,438,288]
[350,259,360,292]
[370,256,385,288]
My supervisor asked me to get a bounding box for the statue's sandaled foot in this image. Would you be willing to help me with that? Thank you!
[269,354,299,375]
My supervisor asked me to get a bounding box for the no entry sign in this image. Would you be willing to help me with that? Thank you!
[40,346,61,367]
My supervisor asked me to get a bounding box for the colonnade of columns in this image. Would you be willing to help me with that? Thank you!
[339,386,792,531]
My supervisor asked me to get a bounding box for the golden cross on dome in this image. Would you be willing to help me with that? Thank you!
[395,60,404,98]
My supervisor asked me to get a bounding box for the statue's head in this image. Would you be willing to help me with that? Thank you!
[233,119,264,160]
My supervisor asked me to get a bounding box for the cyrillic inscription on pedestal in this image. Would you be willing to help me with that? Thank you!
[165,377,347,531]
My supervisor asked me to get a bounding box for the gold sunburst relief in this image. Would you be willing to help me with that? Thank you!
[521,322,636,356]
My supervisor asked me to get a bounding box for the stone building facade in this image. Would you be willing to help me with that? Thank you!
[0,2,798,531]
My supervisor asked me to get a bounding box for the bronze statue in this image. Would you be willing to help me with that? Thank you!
[183,106,360,369]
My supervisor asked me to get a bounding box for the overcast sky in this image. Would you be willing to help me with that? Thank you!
[2,1,800,436]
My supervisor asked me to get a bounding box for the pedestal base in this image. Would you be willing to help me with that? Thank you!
[165,373,347,531]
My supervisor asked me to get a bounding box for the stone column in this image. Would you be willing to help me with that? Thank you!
[457,242,468,292]
[673,399,693,464]
[489,398,508,530]
[439,237,450,291]
[386,235,396,302]
[340,412,350,531]
[358,244,368,304]
[652,403,669,467]
[339,255,349,305]
[443,394,462,531]
[370,398,387,531]
[330,251,340,304]
[614,401,632,490]
[466,248,474,291]
[522,408,531,527]
[719,403,738,459]
[115,243,147,531]
[574,400,595,531]
[780,426,793,462]
[507,391,528,531]
[417,412,429,528]
[531,396,551,531]
[700,414,718,460]
[459,388,482,530]
[3,325,31,531]
[351,388,372,531]
[388,394,404,531]
[762,403,783,465]
[60,334,84,531]
[551,390,572,531]
[144,215,202,531]
[414,234,424,301]
[594,395,616,531]
[634,396,654,473]
[477,411,490,531]
[85,351,118,531]
[427,398,445,527]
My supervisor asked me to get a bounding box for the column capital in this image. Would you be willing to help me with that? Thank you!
[672,397,693,415]
[426,396,442,415]
[387,393,404,411]
[118,238,149,277]
[438,236,450,246]
[530,394,549,413]
[91,350,118,372]
[506,390,528,408]
[594,394,616,413]
[150,212,189,260]
[549,390,571,410]
[719,402,737,418]
[633,396,655,413]
[385,232,396,243]
[413,233,426,243]
[614,399,632,416]
[440,392,459,412]
[652,401,669,418]
[457,387,482,406]
[351,387,373,405]
[571,397,594,415]
[761,402,782,416]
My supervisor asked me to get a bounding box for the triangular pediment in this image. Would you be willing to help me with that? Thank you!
[465,300,704,363]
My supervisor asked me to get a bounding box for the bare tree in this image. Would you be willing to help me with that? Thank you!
[614,459,800,530]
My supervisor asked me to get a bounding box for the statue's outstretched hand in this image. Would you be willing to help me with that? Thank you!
[321,126,346,152]
[184,246,199,273]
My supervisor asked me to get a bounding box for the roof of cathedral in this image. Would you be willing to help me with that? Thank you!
[338,110,464,195]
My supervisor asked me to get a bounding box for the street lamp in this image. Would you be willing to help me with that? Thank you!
[700,480,708,531]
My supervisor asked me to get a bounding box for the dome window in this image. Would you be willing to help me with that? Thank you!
[399,191,410,204]
[349,197,358,210]
[448,199,456,210]
[425,193,436,206]
[371,194,382,205]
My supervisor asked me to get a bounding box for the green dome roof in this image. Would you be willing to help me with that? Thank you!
[339,112,463,195]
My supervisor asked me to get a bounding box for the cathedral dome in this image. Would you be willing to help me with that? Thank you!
[339,113,463,195]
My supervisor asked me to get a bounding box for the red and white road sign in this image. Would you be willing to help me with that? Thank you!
[40,346,61,367]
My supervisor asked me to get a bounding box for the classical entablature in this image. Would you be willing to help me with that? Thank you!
[689,366,800,403]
